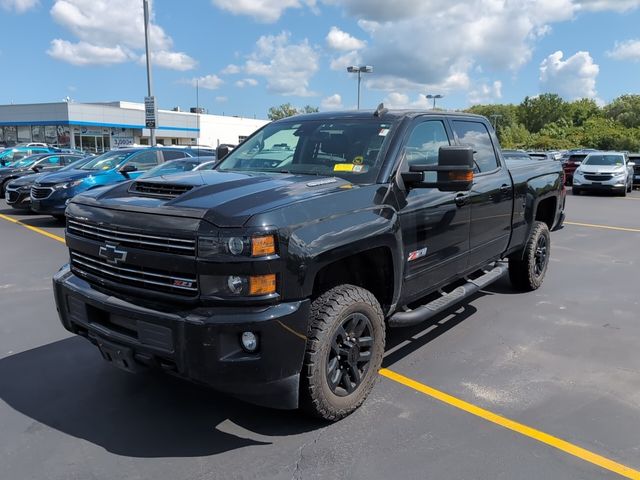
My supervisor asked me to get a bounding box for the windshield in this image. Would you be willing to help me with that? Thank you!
[583,154,625,166]
[140,159,200,178]
[216,119,396,184]
[80,150,135,171]
[60,157,91,171]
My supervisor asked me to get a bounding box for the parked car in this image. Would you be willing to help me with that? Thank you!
[527,151,555,161]
[5,156,93,210]
[54,109,565,420]
[30,147,194,219]
[0,153,84,193]
[572,152,634,196]
[193,157,220,171]
[628,153,640,189]
[0,146,57,167]
[138,157,214,179]
[563,150,595,185]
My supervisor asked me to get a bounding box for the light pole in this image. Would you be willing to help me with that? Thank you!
[490,114,503,132]
[347,65,373,110]
[143,0,156,146]
[426,94,443,109]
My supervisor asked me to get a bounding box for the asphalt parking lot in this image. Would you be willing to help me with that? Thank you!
[1,189,639,480]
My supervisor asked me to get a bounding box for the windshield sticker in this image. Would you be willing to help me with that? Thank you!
[379,128,390,136]
[353,156,364,165]
[334,163,355,172]
[353,165,364,173]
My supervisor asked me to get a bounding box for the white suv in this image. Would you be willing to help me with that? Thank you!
[572,152,635,197]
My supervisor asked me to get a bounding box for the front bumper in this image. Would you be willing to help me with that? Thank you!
[53,265,310,409]
[5,188,31,209]
[573,176,626,191]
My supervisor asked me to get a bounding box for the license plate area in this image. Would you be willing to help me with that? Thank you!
[95,337,140,373]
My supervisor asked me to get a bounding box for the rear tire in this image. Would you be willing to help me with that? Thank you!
[509,221,550,292]
[300,285,385,421]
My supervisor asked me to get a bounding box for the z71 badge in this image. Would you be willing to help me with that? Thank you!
[407,247,427,262]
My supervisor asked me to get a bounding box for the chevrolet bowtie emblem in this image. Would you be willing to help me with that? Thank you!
[99,244,128,265]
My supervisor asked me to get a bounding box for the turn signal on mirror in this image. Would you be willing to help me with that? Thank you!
[448,171,474,182]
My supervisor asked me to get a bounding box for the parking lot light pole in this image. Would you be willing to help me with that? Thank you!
[143,0,156,146]
[426,94,443,109]
[347,65,373,110]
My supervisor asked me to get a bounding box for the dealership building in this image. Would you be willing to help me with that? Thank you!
[0,101,269,153]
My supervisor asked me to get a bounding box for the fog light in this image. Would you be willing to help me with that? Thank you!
[227,275,245,294]
[241,331,259,353]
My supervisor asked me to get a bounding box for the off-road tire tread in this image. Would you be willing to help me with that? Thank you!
[300,284,385,421]
[509,221,550,292]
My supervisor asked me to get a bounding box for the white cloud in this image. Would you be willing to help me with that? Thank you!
[576,0,640,12]
[0,0,38,13]
[215,96,228,103]
[242,32,319,97]
[468,80,503,105]
[210,0,313,23]
[326,26,365,51]
[381,92,431,109]
[320,94,343,110]
[48,0,196,69]
[539,50,599,100]
[235,78,259,88]
[221,64,241,74]
[47,39,132,66]
[330,50,361,71]
[607,39,640,61]
[185,74,224,90]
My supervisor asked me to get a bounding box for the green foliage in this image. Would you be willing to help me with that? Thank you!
[465,94,640,152]
[267,103,319,120]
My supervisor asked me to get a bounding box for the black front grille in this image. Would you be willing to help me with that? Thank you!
[70,250,198,297]
[584,174,613,181]
[31,185,53,199]
[129,181,194,199]
[67,218,196,256]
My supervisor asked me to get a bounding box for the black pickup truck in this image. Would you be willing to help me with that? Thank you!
[53,109,565,420]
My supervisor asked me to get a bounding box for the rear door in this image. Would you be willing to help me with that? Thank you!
[450,119,513,269]
[398,117,471,301]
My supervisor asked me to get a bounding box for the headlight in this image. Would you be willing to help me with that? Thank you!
[612,170,626,178]
[574,170,583,176]
[200,274,277,297]
[198,234,277,258]
[54,179,84,190]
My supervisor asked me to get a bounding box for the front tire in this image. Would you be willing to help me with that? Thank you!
[300,285,385,421]
[509,221,551,292]
[572,187,581,195]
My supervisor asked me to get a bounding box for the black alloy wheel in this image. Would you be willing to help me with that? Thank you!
[533,234,548,278]
[326,312,373,396]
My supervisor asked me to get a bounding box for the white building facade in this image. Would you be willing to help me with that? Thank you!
[0,101,269,153]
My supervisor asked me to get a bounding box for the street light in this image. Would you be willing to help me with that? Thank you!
[143,0,156,146]
[426,94,443,109]
[490,114,503,131]
[347,65,373,110]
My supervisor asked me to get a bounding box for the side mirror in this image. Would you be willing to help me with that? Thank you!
[216,145,231,160]
[401,146,474,192]
[629,162,636,167]
[119,164,137,175]
[31,165,42,172]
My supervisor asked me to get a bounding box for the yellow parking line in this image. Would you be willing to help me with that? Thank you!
[379,368,640,479]
[565,221,640,234]
[0,213,65,244]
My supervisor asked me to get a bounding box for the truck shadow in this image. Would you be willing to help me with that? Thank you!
[0,336,322,458]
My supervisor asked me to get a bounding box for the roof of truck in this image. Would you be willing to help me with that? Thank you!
[278,109,487,123]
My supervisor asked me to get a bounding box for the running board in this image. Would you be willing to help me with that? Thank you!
[388,264,508,328]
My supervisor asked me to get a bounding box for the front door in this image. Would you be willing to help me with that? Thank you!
[397,118,471,302]
[450,119,513,268]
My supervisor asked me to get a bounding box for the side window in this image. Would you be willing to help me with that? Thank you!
[128,151,159,171]
[45,156,62,165]
[162,150,188,161]
[405,120,450,167]
[451,121,499,173]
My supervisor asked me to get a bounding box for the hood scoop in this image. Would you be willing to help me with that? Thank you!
[129,181,194,199]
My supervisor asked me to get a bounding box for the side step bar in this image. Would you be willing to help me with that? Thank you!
[388,264,508,328]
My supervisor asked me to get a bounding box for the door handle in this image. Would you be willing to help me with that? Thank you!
[500,184,512,194]
[455,193,470,207]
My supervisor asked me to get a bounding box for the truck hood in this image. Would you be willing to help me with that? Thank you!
[71,170,357,227]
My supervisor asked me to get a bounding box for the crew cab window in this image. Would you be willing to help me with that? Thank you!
[452,121,499,173]
[128,151,159,171]
[405,120,450,167]
[162,150,188,161]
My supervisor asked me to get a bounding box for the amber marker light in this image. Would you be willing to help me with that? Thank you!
[249,274,277,295]
[251,235,276,256]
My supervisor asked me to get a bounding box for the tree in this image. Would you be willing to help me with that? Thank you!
[566,98,601,127]
[603,95,640,128]
[267,104,319,120]
[517,94,569,134]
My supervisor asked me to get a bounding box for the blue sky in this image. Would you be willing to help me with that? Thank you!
[1,0,640,119]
